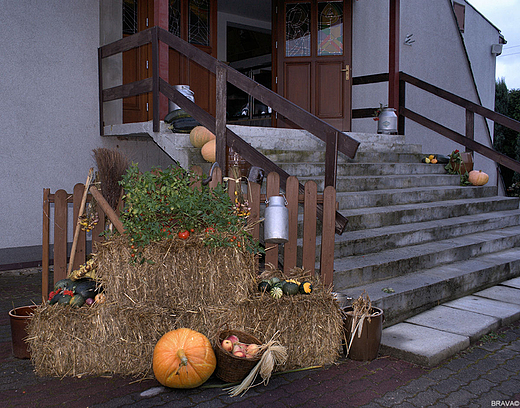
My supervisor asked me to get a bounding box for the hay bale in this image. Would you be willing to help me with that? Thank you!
[95,237,256,310]
[220,291,343,371]
[27,301,176,378]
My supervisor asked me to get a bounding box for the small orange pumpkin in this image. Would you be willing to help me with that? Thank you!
[190,126,215,148]
[201,139,216,163]
[153,328,216,389]
[468,170,489,186]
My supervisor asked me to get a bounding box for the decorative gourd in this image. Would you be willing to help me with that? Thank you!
[282,281,299,296]
[270,286,283,299]
[468,170,489,186]
[299,281,313,294]
[201,139,216,163]
[190,126,215,148]
[258,280,271,294]
[153,328,216,389]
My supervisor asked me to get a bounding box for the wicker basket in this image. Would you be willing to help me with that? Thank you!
[214,329,262,383]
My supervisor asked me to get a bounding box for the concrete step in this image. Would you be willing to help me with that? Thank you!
[338,186,502,213]
[333,224,520,290]
[260,149,425,164]
[378,279,520,366]
[277,162,447,176]
[333,209,520,257]
[297,173,460,192]
[337,250,520,328]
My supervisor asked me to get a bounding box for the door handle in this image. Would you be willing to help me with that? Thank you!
[341,65,350,81]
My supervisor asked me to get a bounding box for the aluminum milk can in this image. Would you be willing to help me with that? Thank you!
[264,195,289,244]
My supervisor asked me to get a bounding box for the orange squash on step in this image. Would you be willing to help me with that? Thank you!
[153,328,216,388]
[468,170,489,186]
[190,126,215,148]
[201,139,216,163]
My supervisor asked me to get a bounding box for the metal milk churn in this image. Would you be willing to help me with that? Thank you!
[264,195,289,244]
[377,107,398,134]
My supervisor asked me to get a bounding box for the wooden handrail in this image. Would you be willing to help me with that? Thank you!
[350,70,520,175]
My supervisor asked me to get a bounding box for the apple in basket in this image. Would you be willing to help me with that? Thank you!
[226,334,239,344]
[246,344,260,358]
[221,339,233,352]
[232,344,246,358]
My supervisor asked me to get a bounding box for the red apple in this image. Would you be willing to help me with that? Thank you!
[221,339,233,352]
[226,334,239,344]
[246,343,260,357]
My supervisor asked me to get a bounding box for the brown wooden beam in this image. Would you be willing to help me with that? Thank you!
[401,106,520,173]
[400,72,520,132]
[389,0,400,110]
[100,28,153,58]
[102,78,153,102]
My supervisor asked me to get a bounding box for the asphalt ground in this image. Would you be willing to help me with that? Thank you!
[1,268,519,408]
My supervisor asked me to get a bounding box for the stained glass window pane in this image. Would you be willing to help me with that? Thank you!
[286,3,311,57]
[169,0,181,37]
[189,0,210,46]
[318,1,343,56]
[123,0,138,35]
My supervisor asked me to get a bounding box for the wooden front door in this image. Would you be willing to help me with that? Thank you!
[122,0,154,123]
[168,0,217,116]
[275,0,352,131]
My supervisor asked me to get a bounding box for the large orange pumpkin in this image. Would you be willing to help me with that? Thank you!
[468,170,489,186]
[153,328,216,388]
[201,139,216,163]
[190,126,215,148]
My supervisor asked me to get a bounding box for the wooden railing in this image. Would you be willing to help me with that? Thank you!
[352,71,520,174]
[99,26,360,234]
[42,168,338,301]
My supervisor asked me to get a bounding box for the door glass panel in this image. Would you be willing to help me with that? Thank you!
[285,3,311,57]
[168,0,181,37]
[123,0,138,35]
[318,1,343,56]
[188,0,210,46]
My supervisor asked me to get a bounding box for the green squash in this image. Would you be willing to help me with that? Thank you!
[258,280,271,294]
[57,294,72,304]
[268,277,281,286]
[282,281,299,296]
[54,278,74,292]
[70,294,85,308]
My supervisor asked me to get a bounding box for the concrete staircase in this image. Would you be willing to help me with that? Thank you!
[255,130,520,327]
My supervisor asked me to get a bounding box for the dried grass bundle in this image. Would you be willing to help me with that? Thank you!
[93,148,129,211]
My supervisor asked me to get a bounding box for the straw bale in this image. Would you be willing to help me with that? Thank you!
[94,236,256,310]
[27,301,176,378]
[216,268,344,370]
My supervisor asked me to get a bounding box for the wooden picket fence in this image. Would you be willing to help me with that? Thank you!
[42,166,337,302]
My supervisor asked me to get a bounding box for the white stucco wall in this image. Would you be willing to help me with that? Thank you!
[0,1,175,266]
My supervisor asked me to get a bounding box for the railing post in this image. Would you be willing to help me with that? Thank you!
[389,0,400,110]
[324,131,339,188]
[98,48,104,136]
[465,109,474,154]
[398,75,406,135]
[216,63,227,172]
[151,27,160,132]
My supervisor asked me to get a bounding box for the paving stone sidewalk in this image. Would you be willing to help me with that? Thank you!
[1,269,519,408]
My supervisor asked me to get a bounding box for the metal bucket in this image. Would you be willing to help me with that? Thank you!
[169,85,195,111]
[264,195,289,244]
[377,108,398,134]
